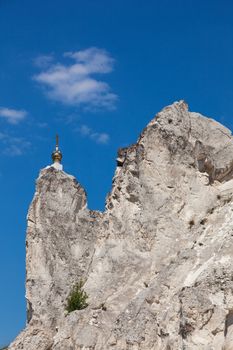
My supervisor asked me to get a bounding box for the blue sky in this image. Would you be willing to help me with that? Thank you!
[0,0,233,346]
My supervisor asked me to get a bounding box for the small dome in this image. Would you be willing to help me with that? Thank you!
[52,149,62,163]
[52,134,62,163]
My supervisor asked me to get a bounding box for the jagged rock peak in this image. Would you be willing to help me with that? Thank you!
[9,101,233,350]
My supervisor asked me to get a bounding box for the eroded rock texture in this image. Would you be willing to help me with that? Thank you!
[9,101,233,349]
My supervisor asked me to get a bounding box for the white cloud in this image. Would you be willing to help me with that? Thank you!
[0,107,27,124]
[33,47,117,110]
[0,132,31,156]
[78,124,110,144]
[79,124,92,136]
[91,132,109,144]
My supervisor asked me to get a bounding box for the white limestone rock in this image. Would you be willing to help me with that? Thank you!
[9,101,233,350]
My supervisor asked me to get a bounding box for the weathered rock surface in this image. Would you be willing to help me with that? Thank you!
[9,101,233,349]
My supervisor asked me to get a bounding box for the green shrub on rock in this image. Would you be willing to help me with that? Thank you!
[66,280,88,313]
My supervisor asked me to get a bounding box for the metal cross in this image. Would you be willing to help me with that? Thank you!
[56,134,59,149]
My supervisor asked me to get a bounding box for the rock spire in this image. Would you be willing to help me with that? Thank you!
[9,101,233,350]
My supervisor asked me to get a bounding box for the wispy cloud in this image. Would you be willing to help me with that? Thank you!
[33,47,117,110]
[36,122,48,128]
[33,54,54,68]
[0,132,31,156]
[0,107,27,124]
[78,124,110,144]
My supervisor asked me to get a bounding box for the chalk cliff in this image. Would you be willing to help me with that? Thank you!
[9,101,233,349]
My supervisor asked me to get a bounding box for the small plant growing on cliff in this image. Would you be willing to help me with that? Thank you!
[66,280,88,313]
